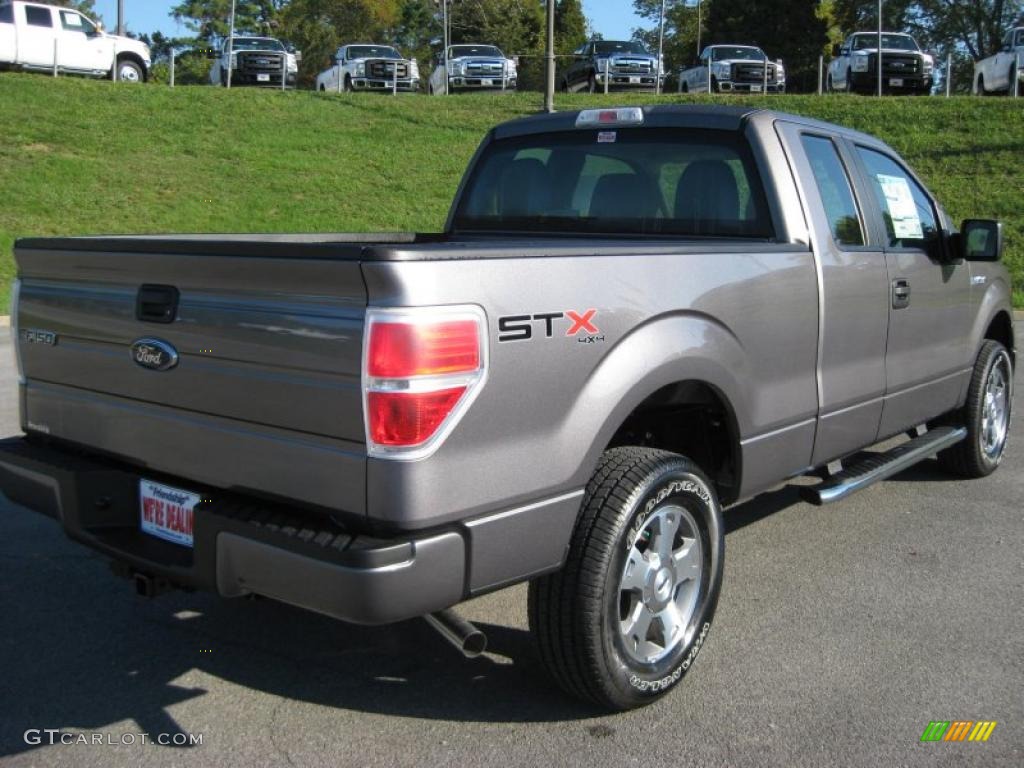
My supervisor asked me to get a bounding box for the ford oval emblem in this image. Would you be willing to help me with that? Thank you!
[130,338,179,371]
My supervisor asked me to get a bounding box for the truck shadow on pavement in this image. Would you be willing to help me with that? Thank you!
[0,478,854,753]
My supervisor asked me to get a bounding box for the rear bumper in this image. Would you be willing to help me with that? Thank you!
[0,437,462,625]
[0,436,580,625]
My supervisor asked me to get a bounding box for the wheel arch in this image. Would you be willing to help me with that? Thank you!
[565,313,750,505]
[984,309,1016,366]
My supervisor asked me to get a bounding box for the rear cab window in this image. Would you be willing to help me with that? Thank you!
[0,4,14,24]
[24,4,53,26]
[800,134,865,247]
[454,127,774,239]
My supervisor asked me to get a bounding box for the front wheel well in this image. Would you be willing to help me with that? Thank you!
[984,311,1015,367]
[606,381,740,503]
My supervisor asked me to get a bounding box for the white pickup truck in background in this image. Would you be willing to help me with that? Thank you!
[974,27,1024,95]
[678,44,785,94]
[315,43,420,93]
[208,35,298,88]
[0,0,150,82]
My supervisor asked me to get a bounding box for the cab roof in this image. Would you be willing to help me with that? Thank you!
[490,104,888,150]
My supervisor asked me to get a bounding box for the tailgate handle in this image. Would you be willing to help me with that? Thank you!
[136,285,179,324]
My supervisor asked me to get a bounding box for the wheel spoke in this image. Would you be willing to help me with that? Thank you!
[673,537,701,582]
[620,550,649,593]
[621,602,652,643]
[652,511,681,562]
[656,605,683,649]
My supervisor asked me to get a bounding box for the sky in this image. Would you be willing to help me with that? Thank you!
[91,1,646,41]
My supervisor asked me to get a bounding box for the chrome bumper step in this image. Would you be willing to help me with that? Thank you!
[800,426,967,506]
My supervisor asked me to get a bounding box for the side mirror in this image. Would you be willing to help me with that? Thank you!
[959,219,1003,261]
[294,50,302,63]
[832,43,841,57]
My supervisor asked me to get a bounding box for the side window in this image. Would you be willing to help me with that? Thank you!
[0,5,14,24]
[1016,30,1024,48]
[59,10,84,32]
[855,146,939,250]
[801,135,865,247]
[25,5,53,26]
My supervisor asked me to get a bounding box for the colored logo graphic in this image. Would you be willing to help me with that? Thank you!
[920,721,997,742]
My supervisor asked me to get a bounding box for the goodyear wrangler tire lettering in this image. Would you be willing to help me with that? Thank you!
[528,447,725,711]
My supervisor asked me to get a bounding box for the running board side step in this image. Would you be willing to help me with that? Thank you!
[800,426,967,506]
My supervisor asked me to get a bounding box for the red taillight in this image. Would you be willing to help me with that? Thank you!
[364,308,486,456]
[368,388,467,446]
[368,320,480,378]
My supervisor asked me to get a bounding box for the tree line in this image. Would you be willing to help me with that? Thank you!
[72,0,1022,92]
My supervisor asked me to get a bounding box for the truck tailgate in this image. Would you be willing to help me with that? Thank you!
[13,238,369,515]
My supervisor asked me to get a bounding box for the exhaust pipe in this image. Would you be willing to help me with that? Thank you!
[424,609,487,658]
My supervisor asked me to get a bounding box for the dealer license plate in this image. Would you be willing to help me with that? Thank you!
[257,73,270,82]
[750,84,763,93]
[629,76,641,84]
[140,479,200,547]
[889,77,904,87]
[481,78,493,86]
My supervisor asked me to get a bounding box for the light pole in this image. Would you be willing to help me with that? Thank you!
[656,0,666,95]
[443,0,449,95]
[117,0,124,36]
[877,0,883,97]
[226,0,236,89]
[545,0,554,112]
[685,0,702,60]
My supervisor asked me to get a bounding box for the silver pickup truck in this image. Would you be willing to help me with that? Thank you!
[0,105,1014,711]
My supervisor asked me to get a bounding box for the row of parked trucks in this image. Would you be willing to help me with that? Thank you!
[3,0,1023,96]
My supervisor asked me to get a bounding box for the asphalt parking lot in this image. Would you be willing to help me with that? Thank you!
[0,328,1021,767]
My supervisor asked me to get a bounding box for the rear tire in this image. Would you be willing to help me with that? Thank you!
[935,340,1013,478]
[528,447,724,711]
[976,73,986,95]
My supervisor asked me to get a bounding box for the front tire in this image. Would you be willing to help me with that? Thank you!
[528,447,724,711]
[587,72,597,93]
[115,59,143,83]
[936,340,1013,477]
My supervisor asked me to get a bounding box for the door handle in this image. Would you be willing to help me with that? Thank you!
[892,278,911,309]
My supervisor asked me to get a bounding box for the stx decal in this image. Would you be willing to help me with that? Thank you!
[498,309,604,343]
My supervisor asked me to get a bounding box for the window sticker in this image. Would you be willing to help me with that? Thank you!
[876,173,923,239]
[63,12,82,27]
[597,131,617,144]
